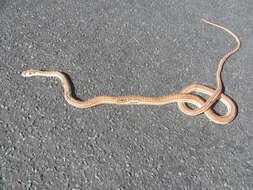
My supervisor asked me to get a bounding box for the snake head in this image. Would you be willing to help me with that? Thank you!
[21,69,39,77]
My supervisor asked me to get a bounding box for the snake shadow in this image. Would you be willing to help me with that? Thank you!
[62,72,239,121]
[61,72,83,101]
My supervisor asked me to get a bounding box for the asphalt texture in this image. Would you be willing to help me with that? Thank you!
[1,0,253,189]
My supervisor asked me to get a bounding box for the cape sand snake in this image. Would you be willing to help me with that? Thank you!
[22,19,240,124]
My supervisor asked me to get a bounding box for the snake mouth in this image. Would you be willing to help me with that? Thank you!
[21,71,27,77]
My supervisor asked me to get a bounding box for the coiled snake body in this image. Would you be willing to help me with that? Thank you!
[22,19,240,124]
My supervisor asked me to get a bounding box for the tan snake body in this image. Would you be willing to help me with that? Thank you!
[22,19,240,124]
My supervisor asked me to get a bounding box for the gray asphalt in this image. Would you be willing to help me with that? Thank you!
[1,0,253,189]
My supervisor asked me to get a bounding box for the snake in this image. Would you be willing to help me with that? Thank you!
[21,19,240,124]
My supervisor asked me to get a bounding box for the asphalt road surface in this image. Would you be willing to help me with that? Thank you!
[0,0,253,189]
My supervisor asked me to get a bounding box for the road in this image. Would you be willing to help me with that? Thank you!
[0,0,252,189]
